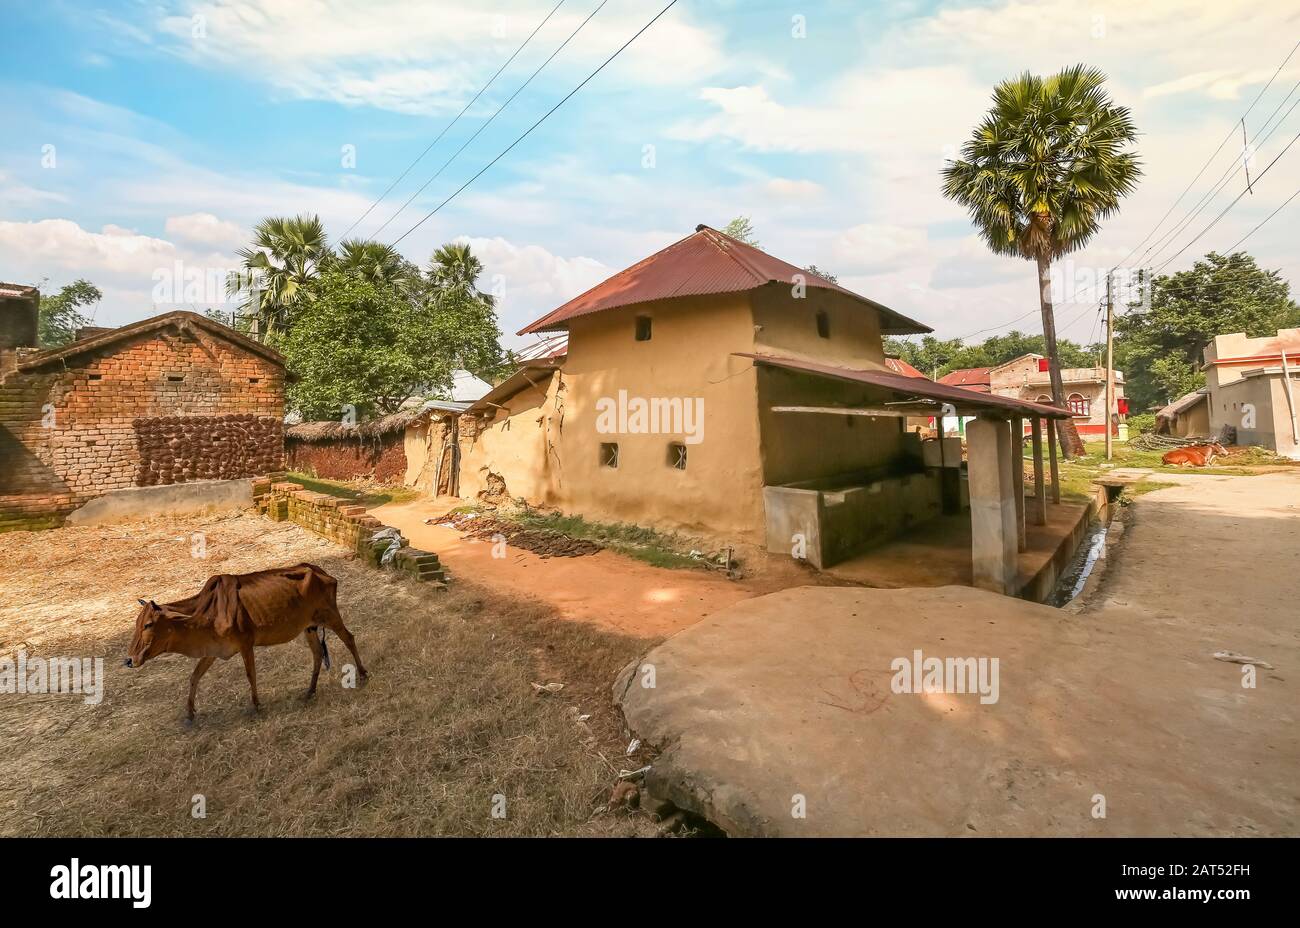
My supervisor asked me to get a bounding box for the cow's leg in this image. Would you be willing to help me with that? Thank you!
[323,611,367,679]
[239,642,260,713]
[303,629,324,699]
[186,656,216,723]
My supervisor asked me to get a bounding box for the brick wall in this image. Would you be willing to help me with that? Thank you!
[1,322,285,531]
[285,432,406,483]
[255,478,447,584]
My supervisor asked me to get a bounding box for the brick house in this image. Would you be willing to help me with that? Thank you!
[941,354,1126,438]
[1,292,286,531]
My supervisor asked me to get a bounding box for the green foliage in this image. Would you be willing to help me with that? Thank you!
[1125,412,1156,435]
[276,253,506,419]
[1114,252,1299,410]
[941,65,1141,263]
[722,216,759,247]
[38,279,101,347]
[804,264,838,284]
[226,214,331,339]
[884,330,1100,379]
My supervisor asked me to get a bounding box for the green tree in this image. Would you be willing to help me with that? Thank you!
[942,65,1141,453]
[226,214,331,340]
[38,279,101,347]
[722,216,759,247]
[1114,252,1299,410]
[278,271,505,419]
[337,238,411,288]
[804,264,838,284]
[428,242,489,298]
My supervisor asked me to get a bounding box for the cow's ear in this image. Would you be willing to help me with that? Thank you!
[138,598,148,606]
[149,600,159,609]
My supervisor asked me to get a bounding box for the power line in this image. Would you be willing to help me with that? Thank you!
[390,0,682,247]
[1108,38,1300,274]
[374,0,611,240]
[338,0,566,242]
[1150,124,1300,275]
[1225,183,1300,252]
[1138,88,1300,271]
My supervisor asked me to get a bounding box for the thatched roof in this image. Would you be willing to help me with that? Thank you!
[1157,389,1208,421]
[286,402,465,443]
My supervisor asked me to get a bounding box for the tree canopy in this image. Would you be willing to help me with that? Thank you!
[1114,252,1299,410]
[37,279,101,347]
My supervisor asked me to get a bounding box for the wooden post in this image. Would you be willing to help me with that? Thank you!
[1047,416,1061,504]
[1031,417,1047,525]
[1010,418,1025,551]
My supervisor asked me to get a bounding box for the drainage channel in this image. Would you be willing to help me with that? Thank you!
[1048,486,1123,608]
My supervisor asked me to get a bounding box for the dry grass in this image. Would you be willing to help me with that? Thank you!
[0,512,661,836]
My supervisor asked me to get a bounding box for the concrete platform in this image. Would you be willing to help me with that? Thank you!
[617,570,1298,836]
[824,491,1103,602]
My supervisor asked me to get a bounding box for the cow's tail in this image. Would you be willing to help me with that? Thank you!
[318,626,332,671]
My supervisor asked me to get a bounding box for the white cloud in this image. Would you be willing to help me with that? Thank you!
[763,178,824,200]
[831,224,929,275]
[165,212,245,248]
[459,235,610,339]
[148,0,727,115]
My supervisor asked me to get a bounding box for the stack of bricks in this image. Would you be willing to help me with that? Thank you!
[136,414,282,486]
[256,480,448,586]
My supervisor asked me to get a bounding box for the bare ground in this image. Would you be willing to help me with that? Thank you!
[0,512,662,836]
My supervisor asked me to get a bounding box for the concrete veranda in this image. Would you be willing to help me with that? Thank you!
[617,472,1300,836]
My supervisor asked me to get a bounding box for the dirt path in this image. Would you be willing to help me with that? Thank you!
[374,498,810,638]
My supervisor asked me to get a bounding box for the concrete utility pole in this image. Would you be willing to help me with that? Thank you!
[1105,273,1115,461]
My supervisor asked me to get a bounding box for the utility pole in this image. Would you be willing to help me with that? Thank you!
[1105,272,1115,461]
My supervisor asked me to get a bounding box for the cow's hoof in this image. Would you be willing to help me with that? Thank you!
[302,690,317,702]
[183,716,195,729]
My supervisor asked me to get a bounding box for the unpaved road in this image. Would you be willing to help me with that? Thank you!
[618,472,1300,836]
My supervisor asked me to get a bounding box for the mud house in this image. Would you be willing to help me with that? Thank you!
[286,402,470,484]
[0,294,285,531]
[423,226,1071,593]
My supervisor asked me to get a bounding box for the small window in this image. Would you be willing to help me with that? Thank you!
[249,377,260,384]
[815,310,830,339]
[667,442,687,470]
[600,442,619,468]
[635,315,652,341]
[166,374,184,383]
[88,373,102,381]
[1068,393,1089,416]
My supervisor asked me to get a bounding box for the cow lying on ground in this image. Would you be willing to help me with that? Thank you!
[1161,442,1226,467]
[125,563,367,722]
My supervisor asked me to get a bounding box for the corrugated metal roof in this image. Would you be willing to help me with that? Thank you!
[938,367,991,390]
[884,356,928,378]
[1157,389,1208,421]
[519,225,932,337]
[734,353,1071,419]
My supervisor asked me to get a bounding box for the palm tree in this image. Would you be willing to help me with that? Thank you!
[942,65,1141,454]
[226,214,331,340]
[428,241,491,303]
[337,239,410,288]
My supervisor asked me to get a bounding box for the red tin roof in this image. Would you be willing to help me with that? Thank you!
[937,367,991,392]
[884,356,928,378]
[519,225,932,337]
[734,353,1071,419]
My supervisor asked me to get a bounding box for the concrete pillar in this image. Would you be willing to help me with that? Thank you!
[1047,416,1061,504]
[1031,417,1047,526]
[967,417,1019,595]
[1010,417,1026,551]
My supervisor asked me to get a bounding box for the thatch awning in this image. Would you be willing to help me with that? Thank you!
[286,401,467,443]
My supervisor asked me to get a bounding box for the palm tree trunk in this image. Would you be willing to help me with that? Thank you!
[1036,252,1073,459]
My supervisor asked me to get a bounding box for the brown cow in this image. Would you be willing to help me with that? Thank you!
[1161,442,1226,467]
[125,563,367,722]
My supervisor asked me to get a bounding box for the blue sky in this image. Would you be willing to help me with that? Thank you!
[2,0,1298,348]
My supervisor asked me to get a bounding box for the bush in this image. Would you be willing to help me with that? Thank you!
[1126,412,1156,435]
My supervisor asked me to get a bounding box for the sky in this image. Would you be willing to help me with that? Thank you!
[1,0,1298,351]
